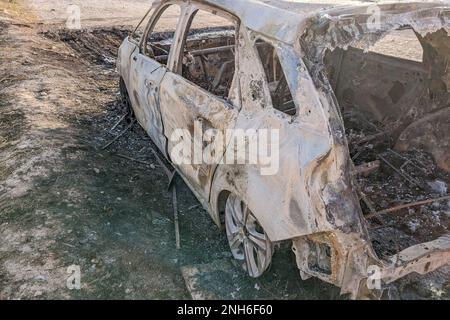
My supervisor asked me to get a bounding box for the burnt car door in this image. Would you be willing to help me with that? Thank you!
[158,4,240,201]
[127,4,182,155]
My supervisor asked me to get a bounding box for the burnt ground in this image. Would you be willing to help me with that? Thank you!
[0,7,448,300]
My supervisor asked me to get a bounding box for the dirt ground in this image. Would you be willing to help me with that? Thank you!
[0,0,448,300]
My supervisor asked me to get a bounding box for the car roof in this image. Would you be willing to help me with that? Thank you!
[155,0,448,44]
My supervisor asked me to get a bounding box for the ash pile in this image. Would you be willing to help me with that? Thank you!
[346,110,450,260]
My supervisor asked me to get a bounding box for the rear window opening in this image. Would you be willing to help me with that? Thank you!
[323,28,450,259]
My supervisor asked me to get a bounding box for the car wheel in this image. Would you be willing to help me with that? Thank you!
[225,194,273,278]
[119,78,134,123]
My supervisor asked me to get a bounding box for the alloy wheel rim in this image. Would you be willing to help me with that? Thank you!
[225,194,272,278]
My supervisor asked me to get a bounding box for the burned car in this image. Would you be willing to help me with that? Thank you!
[117,0,450,299]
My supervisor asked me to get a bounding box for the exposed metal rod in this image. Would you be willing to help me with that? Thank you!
[366,195,450,219]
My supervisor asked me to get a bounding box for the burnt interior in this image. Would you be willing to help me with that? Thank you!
[324,28,450,259]
[146,27,299,105]
[146,31,174,65]
[256,39,296,116]
[182,27,236,98]
[146,27,236,98]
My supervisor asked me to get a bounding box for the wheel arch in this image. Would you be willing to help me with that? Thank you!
[209,165,237,229]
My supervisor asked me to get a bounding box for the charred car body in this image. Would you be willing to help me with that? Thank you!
[117,0,450,299]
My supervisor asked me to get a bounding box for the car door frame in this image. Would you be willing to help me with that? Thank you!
[127,1,186,157]
[158,2,242,204]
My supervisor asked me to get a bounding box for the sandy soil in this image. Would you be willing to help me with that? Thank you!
[0,0,448,300]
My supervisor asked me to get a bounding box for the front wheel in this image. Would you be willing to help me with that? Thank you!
[225,194,273,278]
